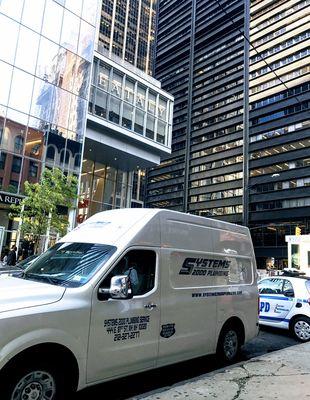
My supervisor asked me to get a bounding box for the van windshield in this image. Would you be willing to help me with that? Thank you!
[21,242,116,287]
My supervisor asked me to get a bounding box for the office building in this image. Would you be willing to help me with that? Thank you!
[77,0,173,221]
[146,0,245,222]
[146,0,310,269]
[0,0,173,246]
[248,0,310,268]
[98,0,157,75]
[0,0,99,248]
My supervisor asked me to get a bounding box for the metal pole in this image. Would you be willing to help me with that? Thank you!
[183,0,196,213]
[15,203,24,250]
[242,0,250,227]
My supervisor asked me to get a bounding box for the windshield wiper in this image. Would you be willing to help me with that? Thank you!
[22,272,68,286]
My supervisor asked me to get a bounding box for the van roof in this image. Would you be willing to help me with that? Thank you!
[81,208,247,232]
[61,208,249,247]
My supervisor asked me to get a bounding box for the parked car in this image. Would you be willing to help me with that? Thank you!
[258,270,310,342]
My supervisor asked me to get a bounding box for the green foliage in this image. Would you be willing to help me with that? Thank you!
[10,168,78,242]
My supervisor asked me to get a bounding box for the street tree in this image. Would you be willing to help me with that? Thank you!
[10,168,78,252]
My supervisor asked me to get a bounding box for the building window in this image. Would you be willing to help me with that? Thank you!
[46,145,56,160]
[14,135,24,153]
[12,156,22,173]
[251,102,309,126]
[196,205,243,217]
[9,180,18,193]
[29,161,39,178]
[190,172,243,188]
[250,197,310,212]
[250,120,309,143]
[250,158,310,177]
[0,152,6,169]
[250,139,310,160]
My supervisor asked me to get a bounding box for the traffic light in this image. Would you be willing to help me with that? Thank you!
[295,226,301,236]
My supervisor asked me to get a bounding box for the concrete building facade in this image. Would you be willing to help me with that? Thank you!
[146,0,310,269]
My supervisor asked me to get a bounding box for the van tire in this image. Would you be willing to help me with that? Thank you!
[216,324,241,364]
[1,360,70,400]
[290,316,310,342]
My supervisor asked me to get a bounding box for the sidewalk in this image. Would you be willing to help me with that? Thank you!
[138,342,310,400]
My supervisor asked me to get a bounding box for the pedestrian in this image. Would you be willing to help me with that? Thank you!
[17,248,23,263]
[6,246,17,266]
[21,236,29,260]
[1,248,9,266]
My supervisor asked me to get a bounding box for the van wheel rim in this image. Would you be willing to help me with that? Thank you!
[294,320,310,341]
[223,330,238,360]
[11,370,55,400]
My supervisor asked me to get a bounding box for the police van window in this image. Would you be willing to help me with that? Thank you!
[101,250,156,296]
[283,280,294,296]
[258,278,283,294]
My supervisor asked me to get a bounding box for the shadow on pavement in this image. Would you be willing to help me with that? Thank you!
[76,354,218,400]
[76,329,300,400]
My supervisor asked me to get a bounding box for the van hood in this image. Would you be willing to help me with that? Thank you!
[0,276,65,313]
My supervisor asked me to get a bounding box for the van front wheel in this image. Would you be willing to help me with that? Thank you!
[2,361,67,400]
[216,325,241,364]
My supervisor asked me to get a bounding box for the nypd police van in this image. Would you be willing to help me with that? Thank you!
[0,209,258,400]
[258,271,310,341]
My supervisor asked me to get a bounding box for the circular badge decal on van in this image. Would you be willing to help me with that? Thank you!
[160,323,176,338]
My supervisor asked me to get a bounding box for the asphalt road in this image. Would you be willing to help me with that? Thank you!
[76,327,299,400]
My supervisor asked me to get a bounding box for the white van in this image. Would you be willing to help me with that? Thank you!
[0,209,258,400]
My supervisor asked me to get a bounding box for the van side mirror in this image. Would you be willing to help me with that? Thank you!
[98,275,133,300]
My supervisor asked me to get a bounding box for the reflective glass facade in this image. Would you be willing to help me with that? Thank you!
[78,159,145,222]
[82,0,172,222]
[89,57,173,146]
[0,0,99,247]
[98,0,157,75]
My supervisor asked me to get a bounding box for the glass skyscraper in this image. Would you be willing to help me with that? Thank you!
[0,0,99,248]
[98,0,157,75]
[77,0,173,222]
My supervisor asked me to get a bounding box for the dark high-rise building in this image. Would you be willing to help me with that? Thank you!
[146,0,246,222]
[146,0,310,269]
[98,0,157,75]
[248,0,310,268]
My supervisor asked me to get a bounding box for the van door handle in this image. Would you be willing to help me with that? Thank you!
[144,303,157,310]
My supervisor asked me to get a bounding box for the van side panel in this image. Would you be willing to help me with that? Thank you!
[211,226,254,258]
[211,228,259,342]
[158,217,218,365]
[158,248,217,366]
[158,214,258,366]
